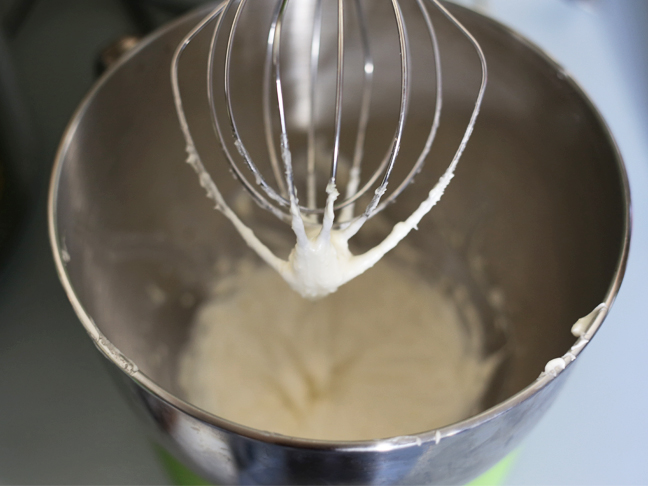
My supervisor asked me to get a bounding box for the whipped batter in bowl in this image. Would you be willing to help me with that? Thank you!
[179,259,501,441]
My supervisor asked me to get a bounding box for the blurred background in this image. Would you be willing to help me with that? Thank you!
[0,0,646,484]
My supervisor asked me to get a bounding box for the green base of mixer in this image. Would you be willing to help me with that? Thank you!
[155,445,517,486]
[155,446,211,486]
[467,453,517,486]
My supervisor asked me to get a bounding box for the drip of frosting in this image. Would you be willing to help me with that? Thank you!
[184,141,456,299]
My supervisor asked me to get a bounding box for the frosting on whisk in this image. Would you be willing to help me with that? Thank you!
[185,141,457,299]
[278,168,458,298]
[172,0,486,298]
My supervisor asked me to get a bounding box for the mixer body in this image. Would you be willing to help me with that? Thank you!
[49,2,629,484]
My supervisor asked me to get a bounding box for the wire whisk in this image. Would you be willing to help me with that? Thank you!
[170,0,487,298]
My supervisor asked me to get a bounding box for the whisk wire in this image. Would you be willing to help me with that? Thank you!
[366,0,443,215]
[340,0,374,221]
[329,0,345,189]
[361,0,410,218]
[206,0,292,222]
[306,0,323,210]
[272,0,298,208]
[430,0,488,177]
[263,0,289,200]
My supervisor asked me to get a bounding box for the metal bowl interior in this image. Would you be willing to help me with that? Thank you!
[48,2,629,484]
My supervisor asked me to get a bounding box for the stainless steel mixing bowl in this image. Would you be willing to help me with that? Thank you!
[48,2,629,484]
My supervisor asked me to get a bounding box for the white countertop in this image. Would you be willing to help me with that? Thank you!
[454,1,648,484]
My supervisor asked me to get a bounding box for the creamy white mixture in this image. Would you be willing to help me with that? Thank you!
[179,261,500,441]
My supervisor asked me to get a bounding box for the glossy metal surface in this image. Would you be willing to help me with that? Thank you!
[49,2,629,484]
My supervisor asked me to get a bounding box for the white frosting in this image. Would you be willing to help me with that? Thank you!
[179,261,501,441]
[571,303,607,337]
[544,357,566,376]
[185,142,457,299]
